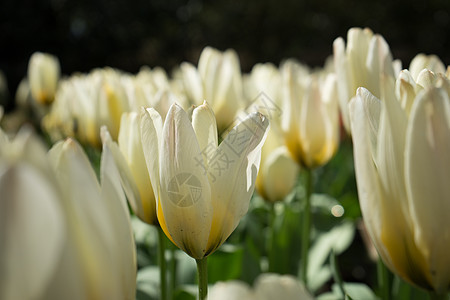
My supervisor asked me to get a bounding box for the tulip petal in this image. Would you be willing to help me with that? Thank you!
[405,87,450,292]
[159,104,212,259]
[350,89,391,266]
[333,37,352,132]
[140,107,163,207]
[280,61,302,163]
[101,126,145,222]
[207,112,269,254]
[100,139,137,298]
[377,75,408,212]
[300,75,338,168]
[262,146,299,202]
[48,139,118,297]
[0,164,64,300]
[180,62,203,103]
[351,87,430,288]
[118,113,157,225]
[192,101,218,167]
[365,34,395,97]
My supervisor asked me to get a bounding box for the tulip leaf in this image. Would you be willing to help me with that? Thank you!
[207,244,244,282]
[136,266,160,300]
[307,220,355,292]
[317,282,379,300]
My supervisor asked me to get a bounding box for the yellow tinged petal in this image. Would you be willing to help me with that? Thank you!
[351,88,431,290]
[140,107,163,211]
[261,146,299,202]
[405,87,450,293]
[118,113,157,225]
[159,104,213,259]
[207,112,269,254]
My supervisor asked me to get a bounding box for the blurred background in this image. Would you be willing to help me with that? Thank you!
[1,0,449,110]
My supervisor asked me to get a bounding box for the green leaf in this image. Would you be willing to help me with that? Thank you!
[207,244,244,282]
[308,221,355,292]
[173,285,197,300]
[136,266,160,300]
[317,282,379,300]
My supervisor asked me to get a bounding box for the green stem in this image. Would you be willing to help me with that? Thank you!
[267,202,276,272]
[429,292,448,300]
[196,257,208,300]
[300,168,313,286]
[331,250,346,297]
[377,258,390,300]
[157,228,167,300]
[168,244,177,300]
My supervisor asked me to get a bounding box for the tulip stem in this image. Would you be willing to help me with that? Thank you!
[300,168,313,287]
[267,202,276,272]
[196,257,208,300]
[168,244,177,299]
[377,258,390,300]
[157,228,167,300]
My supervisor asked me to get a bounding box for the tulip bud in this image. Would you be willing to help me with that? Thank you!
[28,52,60,105]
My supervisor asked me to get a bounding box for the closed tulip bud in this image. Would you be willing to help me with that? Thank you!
[42,68,132,148]
[256,128,299,202]
[281,61,340,168]
[333,27,396,133]
[180,47,245,133]
[408,53,446,81]
[28,52,60,105]
[140,101,269,259]
[101,112,158,225]
[350,71,450,293]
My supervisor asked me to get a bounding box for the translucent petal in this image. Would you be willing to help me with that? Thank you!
[207,112,269,254]
[405,87,450,292]
[159,104,212,259]
[0,164,64,300]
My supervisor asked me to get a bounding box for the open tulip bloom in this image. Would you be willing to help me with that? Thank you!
[140,101,269,298]
[350,74,450,295]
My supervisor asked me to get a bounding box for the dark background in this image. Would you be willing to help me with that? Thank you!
[1,0,449,109]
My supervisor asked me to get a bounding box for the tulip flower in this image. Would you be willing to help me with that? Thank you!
[0,127,136,300]
[28,52,60,105]
[349,71,450,294]
[101,112,158,225]
[179,47,245,133]
[42,68,131,148]
[255,127,299,203]
[0,128,64,300]
[333,27,397,134]
[140,101,268,299]
[141,101,268,258]
[281,60,339,169]
[408,53,446,81]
